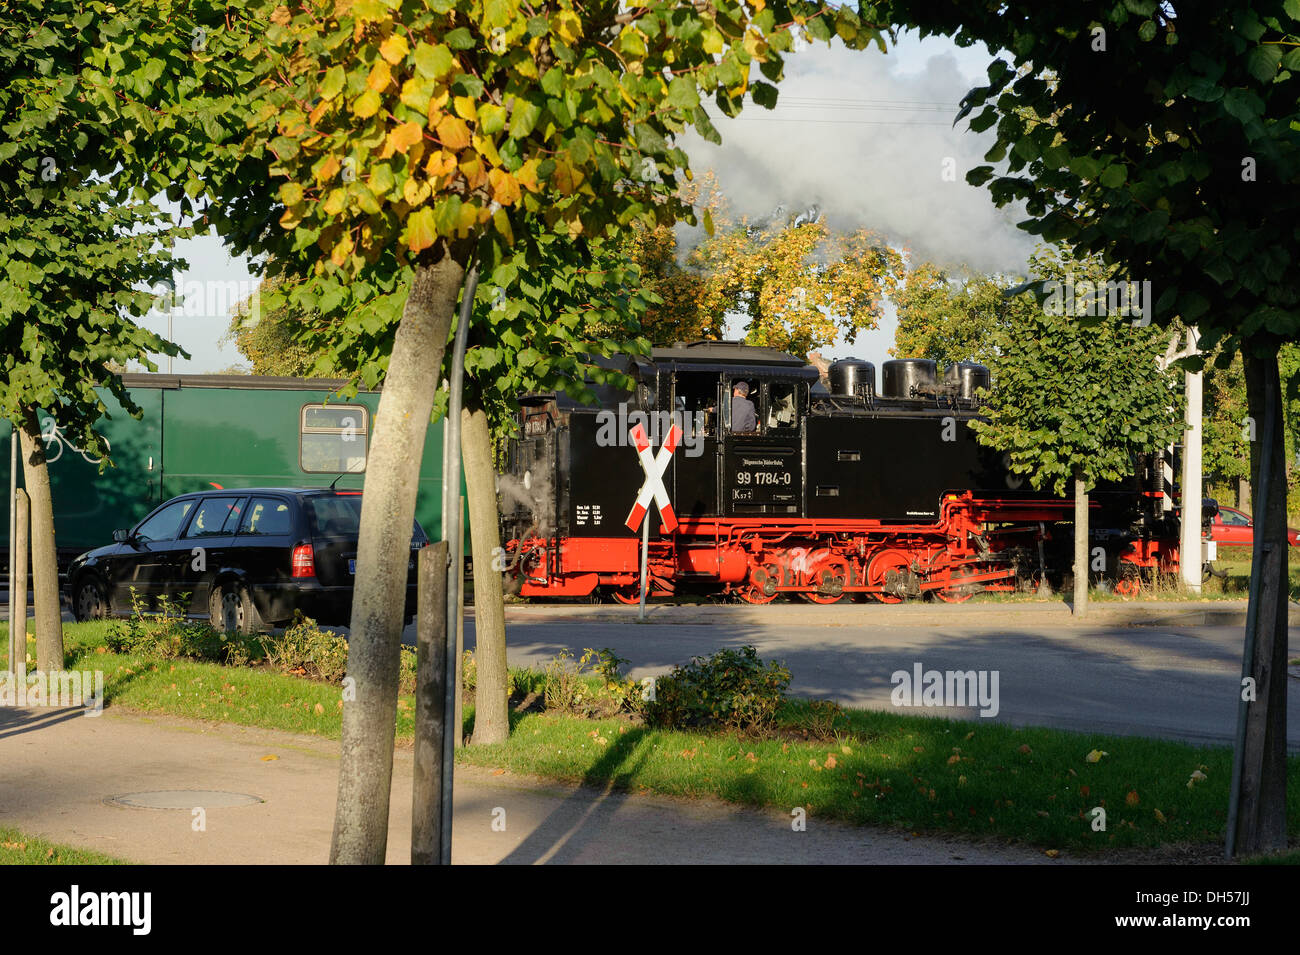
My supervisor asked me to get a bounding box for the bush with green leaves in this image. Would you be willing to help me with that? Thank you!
[539,647,643,718]
[259,612,350,685]
[645,645,791,734]
[106,590,257,665]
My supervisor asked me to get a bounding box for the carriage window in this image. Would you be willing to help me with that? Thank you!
[676,372,721,437]
[765,382,798,431]
[301,404,368,473]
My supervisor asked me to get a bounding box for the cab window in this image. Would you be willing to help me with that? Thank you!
[765,382,799,431]
[675,372,722,437]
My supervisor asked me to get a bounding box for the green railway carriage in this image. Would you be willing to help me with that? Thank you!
[2,373,461,576]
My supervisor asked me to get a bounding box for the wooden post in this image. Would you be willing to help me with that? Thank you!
[411,541,449,865]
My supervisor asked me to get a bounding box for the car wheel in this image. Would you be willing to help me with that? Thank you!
[73,575,109,622]
[209,582,262,636]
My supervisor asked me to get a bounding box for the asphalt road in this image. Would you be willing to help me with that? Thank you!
[439,603,1299,749]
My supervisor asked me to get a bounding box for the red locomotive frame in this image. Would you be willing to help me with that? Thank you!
[504,490,1183,604]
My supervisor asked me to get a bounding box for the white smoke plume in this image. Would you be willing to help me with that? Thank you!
[680,35,1035,276]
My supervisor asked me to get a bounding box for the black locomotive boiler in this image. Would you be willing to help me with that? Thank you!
[498,341,1182,603]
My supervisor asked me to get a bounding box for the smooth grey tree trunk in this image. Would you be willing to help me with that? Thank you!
[18,410,64,673]
[462,401,509,745]
[1073,474,1088,617]
[330,255,462,865]
[1232,349,1288,854]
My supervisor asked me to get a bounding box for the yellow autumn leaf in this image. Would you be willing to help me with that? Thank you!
[330,232,354,266]
[488,168,521,206]
[453,95,477,120]
[367,59,392,91]
[492,206,514,245]
[436,114,471,150]
[379,32,409,64]
[551,9,582,44]
[458,156,487,189]
[472,132,502,168]
[322,188,347,216]
[315,154,340,182]
[514,157,541,192]
[456,201,478,235]
[352,88,382,118]
[403,175,432,205]
[278,205,302,230]
[404,205,437,252]
[1153,808,1167,824]
[260,754,279,761]
[1085,749,1108,763]
[387,121,424,155]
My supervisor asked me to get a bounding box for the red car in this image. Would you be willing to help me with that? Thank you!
[1207,505,1300,547]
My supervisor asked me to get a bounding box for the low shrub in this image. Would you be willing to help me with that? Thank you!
[645,645,791,734]
[259,612,349,684]
[540,647,643,718]
[106,590,260,665]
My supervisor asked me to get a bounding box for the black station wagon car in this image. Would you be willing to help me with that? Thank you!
[66,488,427,632]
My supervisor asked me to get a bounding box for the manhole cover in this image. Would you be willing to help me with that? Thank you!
[106,790,263,810]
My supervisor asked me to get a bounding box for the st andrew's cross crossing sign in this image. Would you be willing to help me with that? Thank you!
[624,422,680,535]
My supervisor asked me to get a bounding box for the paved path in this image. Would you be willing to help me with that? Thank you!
[0,706,1057,865]
[437,602,1299,750]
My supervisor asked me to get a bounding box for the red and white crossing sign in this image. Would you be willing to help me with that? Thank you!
[624,422,680,535]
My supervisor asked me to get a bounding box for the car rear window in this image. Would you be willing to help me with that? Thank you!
[239,498,294,536]
[308,494,426,541]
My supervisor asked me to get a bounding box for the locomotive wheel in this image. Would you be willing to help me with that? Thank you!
[1113,576,1140,597]
[609,584,644,605]
[934,566,978,604]
[739,562,781,604]
[800,557,850,605]
[866,550,913,604]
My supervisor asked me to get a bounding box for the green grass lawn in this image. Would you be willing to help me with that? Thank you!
[4,620,1297,855]
[2,620,414,742]
[457,701,1299,853]
[0,827,128,865]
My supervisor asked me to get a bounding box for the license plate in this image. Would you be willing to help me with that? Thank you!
[348,559,356,574]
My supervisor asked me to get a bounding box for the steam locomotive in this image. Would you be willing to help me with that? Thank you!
[498,341,1185,603]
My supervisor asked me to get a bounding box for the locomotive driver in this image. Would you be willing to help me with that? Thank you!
[731,381,757,433]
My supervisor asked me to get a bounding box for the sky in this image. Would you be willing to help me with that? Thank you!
[139,28,1028,374]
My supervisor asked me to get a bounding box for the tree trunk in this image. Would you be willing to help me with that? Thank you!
[463,400,509,745]
[1238,476,1251,514]
[1232,348,1288,855]
[17,409,64,673]
[330,254,463,865]
[1073,473,1088,617]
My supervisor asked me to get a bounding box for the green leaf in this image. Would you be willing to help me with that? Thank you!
[1099,164,1127,188]
[666,76,699,109]
[320,65,346,101]
[1246,44,1283,83]
[508,98,542,138]
[414,43,454,79]
[444,28,475,50]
